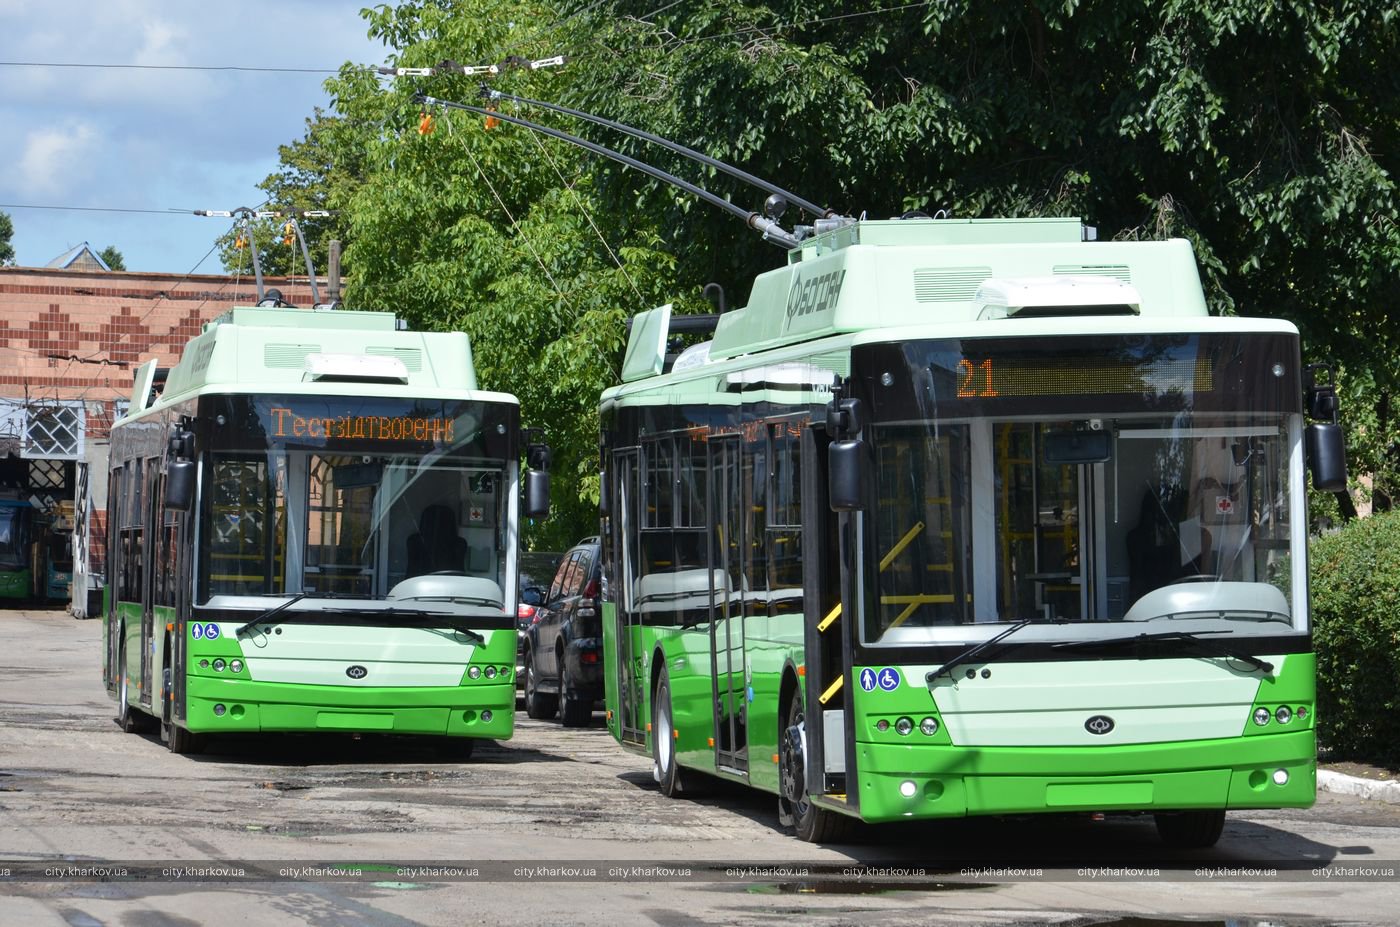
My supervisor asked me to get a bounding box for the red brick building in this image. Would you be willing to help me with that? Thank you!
[0,254,323,611]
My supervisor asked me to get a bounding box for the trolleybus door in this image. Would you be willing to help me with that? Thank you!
[611,449,646,747]
[709,434,747,773]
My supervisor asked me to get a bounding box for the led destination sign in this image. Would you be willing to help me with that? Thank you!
[268,407,455,443]
[954,355,1213,399]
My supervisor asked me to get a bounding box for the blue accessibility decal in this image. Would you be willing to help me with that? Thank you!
[191,623,204,640]
[858,668,877,692]
[876,667,901,691]
[204,623,221,640]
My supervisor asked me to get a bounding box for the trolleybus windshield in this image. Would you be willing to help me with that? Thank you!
[852,332,1306,645]
[197,395,516,614]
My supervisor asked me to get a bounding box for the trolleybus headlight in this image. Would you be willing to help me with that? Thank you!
[1273,769,1289,786]
[212,658,226,672]
[919,717,939,736]
[1296,706,1308,720]
[213,703,226,716]
[1275,706,1292,724]
[1252,707,1271,726]
[481,710,492,723]
[894,717,914,736]
[899,780,918,798]
[485,666,497,679]
[500,666,510,678]
[468,666,482,679]
[230,660,243,674]
[875,719,890,732]
[199,659,209,669]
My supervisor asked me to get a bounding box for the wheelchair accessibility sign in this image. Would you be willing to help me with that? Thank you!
[859,667,902,692]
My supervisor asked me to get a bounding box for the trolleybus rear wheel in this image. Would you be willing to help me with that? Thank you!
[116,638,139,733]
[780,690,855,843]
[1154,809,1226,848]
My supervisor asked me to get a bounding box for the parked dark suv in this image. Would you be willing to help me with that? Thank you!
[522,537,602,726]
[517,551,562,689]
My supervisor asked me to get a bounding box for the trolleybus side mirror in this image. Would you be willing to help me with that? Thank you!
[828,439,866,511]
[164,427,196,511]
[827,397,867,511]
[1303,363,1348,492]
[165,460,195,512]
[524,469,550,519]
[524,438,551,519]
[1306,423,1347,491]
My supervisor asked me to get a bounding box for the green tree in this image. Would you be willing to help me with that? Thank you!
[99,246,125,271]
[562,0,1400,505]
[270,0,1400,539]
[318,2,685,546]
[0,211,15,266]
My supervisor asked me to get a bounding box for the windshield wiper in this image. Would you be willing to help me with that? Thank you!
[237,592,308,636]
[332,608,489,644]
[1053,630,1274,674]
[926,619,1033,683]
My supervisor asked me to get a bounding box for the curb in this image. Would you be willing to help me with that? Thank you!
[1318,769,1400,804]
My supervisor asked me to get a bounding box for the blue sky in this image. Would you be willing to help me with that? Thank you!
[0,0,388,274]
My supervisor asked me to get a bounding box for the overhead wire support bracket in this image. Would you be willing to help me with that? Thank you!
[483,88,839,221]
[414,93,801,250]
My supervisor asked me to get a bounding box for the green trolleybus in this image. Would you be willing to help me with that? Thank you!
[600,216,1347,844]
[105,304,549,755]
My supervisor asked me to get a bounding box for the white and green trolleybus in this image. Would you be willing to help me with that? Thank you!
[104,303,549,755]
[600,216,1347,844]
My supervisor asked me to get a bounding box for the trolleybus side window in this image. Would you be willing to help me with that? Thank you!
[767,420,803,617]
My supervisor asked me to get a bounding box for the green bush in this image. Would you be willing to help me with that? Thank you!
[1310,510,1400,766]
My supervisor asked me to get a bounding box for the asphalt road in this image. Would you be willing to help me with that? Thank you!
[2,608,1398,927]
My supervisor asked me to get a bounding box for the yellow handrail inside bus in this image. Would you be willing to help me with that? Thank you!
[816,520,925,632]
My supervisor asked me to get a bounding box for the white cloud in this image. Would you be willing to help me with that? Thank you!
[17,125,99,196]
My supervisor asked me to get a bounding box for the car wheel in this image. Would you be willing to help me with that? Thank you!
[523,648,557,720]
[560,658,589,728]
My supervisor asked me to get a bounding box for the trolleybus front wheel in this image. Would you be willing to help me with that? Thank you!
[160,660,204,755]
[1154,809,1226,848]
[779,690,855,843]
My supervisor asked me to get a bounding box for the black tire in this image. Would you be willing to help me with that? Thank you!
[652,668,687,797]
[435,738,476,760]
[523,649,557,720]
[560,658,590,728]
[160,662,204,755]
[779,689,856,843]
[1154,809,1226,848]
[116,637,141,733]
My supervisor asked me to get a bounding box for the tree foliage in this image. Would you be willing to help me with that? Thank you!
[99,246,125,271]
[0,211,14,267]
[257,0,1400,542]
